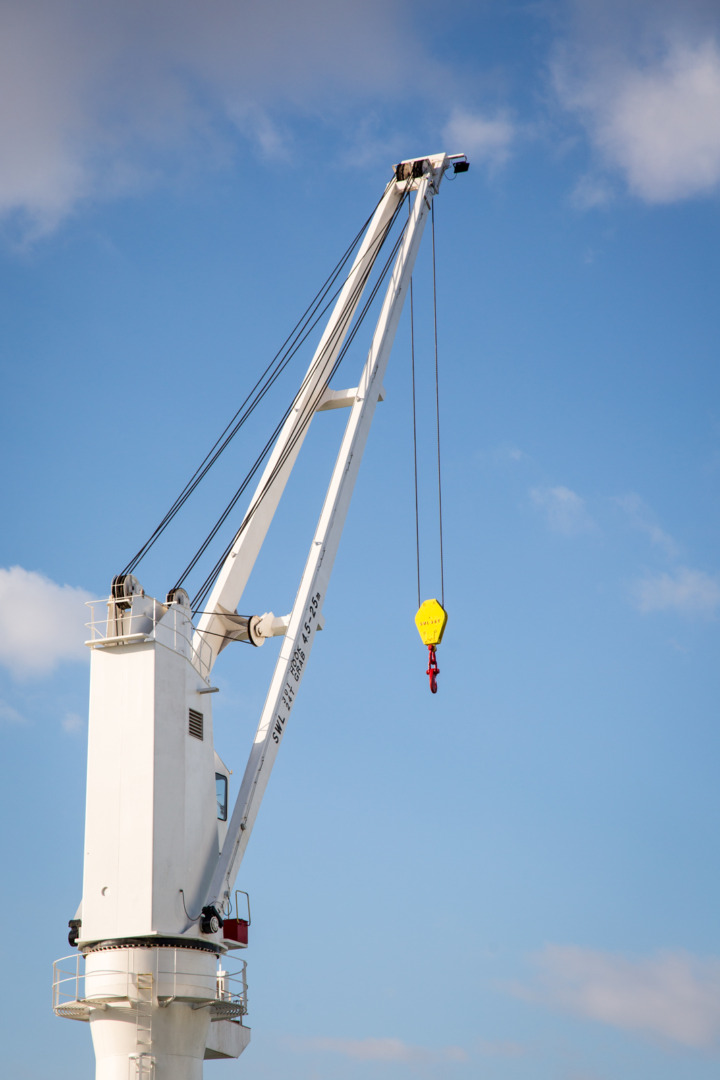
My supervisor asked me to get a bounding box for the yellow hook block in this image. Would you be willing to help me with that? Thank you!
[415,598,448,647]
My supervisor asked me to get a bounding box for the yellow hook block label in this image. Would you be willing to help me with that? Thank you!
[415,598,448,646]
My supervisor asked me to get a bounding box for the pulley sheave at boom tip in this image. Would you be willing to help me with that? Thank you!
[59,152,468,1080]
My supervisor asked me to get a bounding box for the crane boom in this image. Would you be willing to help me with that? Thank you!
[205,153,451,910]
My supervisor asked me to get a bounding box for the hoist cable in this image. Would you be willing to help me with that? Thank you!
[431,201,446,608]
[410,199,445,612]
[409,275,421,611]
[183,190,413,611]
[119,191,390,578]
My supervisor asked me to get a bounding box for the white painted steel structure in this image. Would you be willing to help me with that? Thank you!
[55,153,466,1080]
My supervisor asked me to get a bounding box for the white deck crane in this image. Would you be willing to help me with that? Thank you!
[53,152,468,1080]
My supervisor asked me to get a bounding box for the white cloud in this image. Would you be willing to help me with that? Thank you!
[513,945,720,1048]
[531,485,594,535]
[62,711,85,734]
[444,108,517,169]
[481,444,528,467]
[614,493,679,557]
[633,566,720,616]
[475,1037,527,1057]
[0,700,26,725]
[0,0,447,233]
[571,172,614,209]
[610,496,719,617]
[295,1036,468,1064]
[553,3,720,203]
[0,566,92,678]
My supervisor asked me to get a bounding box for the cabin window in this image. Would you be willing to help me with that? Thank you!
[216,773,228,821]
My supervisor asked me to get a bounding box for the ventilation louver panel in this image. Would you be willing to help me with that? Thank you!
[188,708,204,740]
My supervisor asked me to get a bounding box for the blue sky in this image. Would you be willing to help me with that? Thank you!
[1,1,719,1078]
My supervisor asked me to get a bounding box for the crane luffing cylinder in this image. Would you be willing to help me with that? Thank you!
[53,152,467,1080]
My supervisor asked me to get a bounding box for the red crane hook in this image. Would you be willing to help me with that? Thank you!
[426,645,440,694]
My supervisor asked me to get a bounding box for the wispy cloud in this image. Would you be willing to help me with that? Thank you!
[475,1037,527,1057]
[0,0,452,235]
[0,700,26,725]
[443,108,517,170]
[294,1035,468,1064]
[478,443,528,468]
[0,566,92,678]
[571,172,614,209]
[512,945,720,1048]
[552,3,720,203]
[530,485,594,535]
[62,711,85,735]
[614,493,679,558]
[611,495,720,618]
[633,566,720,616]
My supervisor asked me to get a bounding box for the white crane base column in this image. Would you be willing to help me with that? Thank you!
[55,944,249,1079]
[90,1002,210,1080]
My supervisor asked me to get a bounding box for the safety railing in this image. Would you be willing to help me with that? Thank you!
[211,963,248,1020]
[84,596,212,677]
[52,953,248,1022]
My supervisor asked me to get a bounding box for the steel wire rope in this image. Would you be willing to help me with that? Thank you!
[122,272,348,577]
[178,201,409,598]
[410,199,445,609]
[431,201,445,607]
[120,211,379,575]
[186,201,412,612]
[187,212,411,611]
[119,190,392,577]
[409,273,422,611]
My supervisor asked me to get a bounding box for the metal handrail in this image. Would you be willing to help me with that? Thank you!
[84,597,212,677]
[52,953,248,1016]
